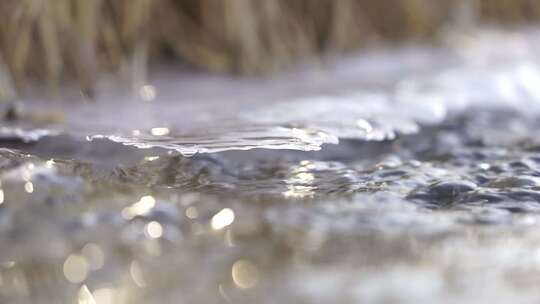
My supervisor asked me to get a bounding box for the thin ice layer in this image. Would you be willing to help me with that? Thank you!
[88,125,338,157]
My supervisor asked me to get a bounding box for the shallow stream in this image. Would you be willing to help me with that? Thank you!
[2,28,540,303]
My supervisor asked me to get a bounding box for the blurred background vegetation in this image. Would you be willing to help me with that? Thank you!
[0,0,539,99]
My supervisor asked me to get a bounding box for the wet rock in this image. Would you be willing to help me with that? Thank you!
[460,191,506,203]
[426,180,477,198]
[506,190,540,202]
[487,176,540,188]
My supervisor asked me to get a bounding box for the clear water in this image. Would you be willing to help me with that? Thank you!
[3,28,540,304]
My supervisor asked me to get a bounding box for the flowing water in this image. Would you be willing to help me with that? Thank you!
[3,28,540,303]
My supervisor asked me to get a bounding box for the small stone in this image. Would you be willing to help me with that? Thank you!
[427,180,477,198]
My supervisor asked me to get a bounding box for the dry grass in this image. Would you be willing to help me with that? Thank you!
[0,0,539,98]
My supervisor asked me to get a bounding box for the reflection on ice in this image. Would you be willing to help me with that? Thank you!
[242,94,432,140]
[397,62,540,115]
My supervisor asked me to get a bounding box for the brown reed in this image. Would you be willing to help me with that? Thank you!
[0,0,538,98]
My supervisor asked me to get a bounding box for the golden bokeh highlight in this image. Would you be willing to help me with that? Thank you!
[231,260,259,290]
[185,206,199,219]
[122,195,156,219]
[93,288,117,304]
[63,254,89,284]
[130,261,147,288]
[24,182,33,193]
[211,208,235,230]
[78,285,96,304]
[145,221,163,239]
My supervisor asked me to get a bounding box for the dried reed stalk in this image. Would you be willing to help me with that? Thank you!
[0,0,538,98]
